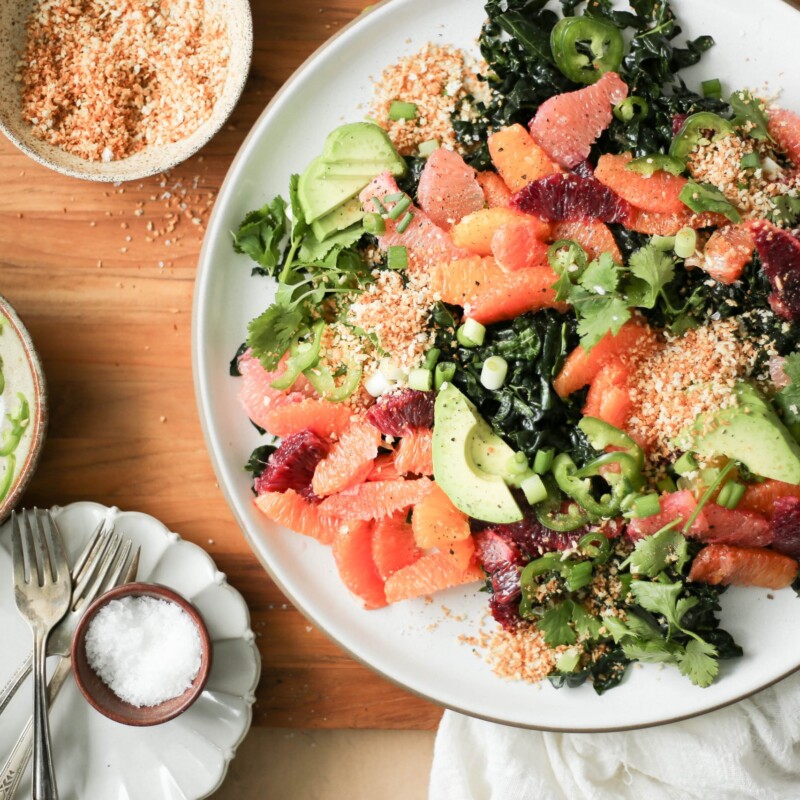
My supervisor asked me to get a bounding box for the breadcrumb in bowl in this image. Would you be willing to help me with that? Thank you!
[0,0,252,182]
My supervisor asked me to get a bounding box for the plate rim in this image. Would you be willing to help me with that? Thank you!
[190,0,800,732]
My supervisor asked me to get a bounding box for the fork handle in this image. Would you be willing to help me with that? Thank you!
[0,654,33,718]
[31,633,58,800]
[0,658,71,800]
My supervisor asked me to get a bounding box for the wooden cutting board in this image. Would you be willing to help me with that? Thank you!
[0,0,442,730]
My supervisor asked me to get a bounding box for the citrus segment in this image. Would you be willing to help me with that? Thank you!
[552,220,622,263]
[491,222,551,272]
[260,398,354,439]
[582,359,632,430]
[488,124,561,192]
[394,428,434,476]
[255,489,345,545]
[688,544,798,589]
[740,479,800,519]
[411,482,471,549]
[768,107,800,166]
[701,224,755,285]
[417,148,485,230]
[625,208,728,235]
[476,170,512,208]
[332,521,387,609]
[312,420,382,497]
[595,151,687,214]
[384,551,483,604]
[319,477,434,520]
[529,72,628,168]
[450,207,548,256]
[367,453,403,482]
[372,512,421,581]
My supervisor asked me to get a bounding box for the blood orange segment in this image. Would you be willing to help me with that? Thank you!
[491,222,551,272]
[255,489,346,546]
[701,224,756,285]
[627,490,709,541]
[450,207,549,256]
[554,319,657,398]
[594,152,687,214]
[372,512,422,581]
[529,72,628,168]
[417,148,485,230]
[260,398,354,439]
[552,220,622,263]
[359,172,469,273]
[698,504,772,548]
[768,106,800,166]
[689,543,798,589]
[488,124,561,192]
[367,453,403,482]
[312,420,382,497]
[332,521,387,609]
[394,428,434,476]
[582,359,632,430]
[411,482,471,550]
[749,219,800,321]
[739,479,800,518]
[384,550,484,604]
[318,477,434,520]
[476,170,512,208]
[430,255,566,324]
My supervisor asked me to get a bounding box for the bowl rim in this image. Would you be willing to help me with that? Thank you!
[70,581,213,727]
[0,0,254,183]
[0,294,47,524]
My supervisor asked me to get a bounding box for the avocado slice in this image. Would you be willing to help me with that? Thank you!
[432,384,524,524]
[297,123,406,224]
[310,197,365,242]
[672,381,800,483]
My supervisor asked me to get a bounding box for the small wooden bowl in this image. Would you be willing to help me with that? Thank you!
[71,582,212,726]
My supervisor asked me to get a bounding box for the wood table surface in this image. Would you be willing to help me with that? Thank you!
[0,0,442,731]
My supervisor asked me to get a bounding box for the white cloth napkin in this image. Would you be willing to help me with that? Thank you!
[429,672,800,800]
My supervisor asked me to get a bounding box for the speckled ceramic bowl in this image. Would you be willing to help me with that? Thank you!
[0,0,252,182]
[0,295,47,524]
[71,582,213,727]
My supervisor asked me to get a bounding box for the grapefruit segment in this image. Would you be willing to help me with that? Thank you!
[255,489,346,546]
[332,521,387,609]
[594,152,687,214]
[318,477,434,520]
[450,207,549,257]
[367,453,403,482]
[627,490,709,541]
[312,420,382,497]
[372,512,422,581]
[417,148,485,230]
[394,428,434,476]
[689,543,798,589]
[491,222,551,272]
[411,483,471,550]
[702,224,756,285]
[476,170,512,208]
[740,479,800,519]
[768,107,800,166]
[698,504,773,548]
[488,124,561,192]
[552,220,622,263]
[529,72,628,168]
[260,398,354,439]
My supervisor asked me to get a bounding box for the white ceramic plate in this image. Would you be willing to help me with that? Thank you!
[0,503,261,799]
[192,0,800,731]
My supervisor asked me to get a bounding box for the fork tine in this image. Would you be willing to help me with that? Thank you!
[31,509,54,585]
[73,533,124,612]
[71,520,109,584]
[22,510,42,587]
[99,540,133,593]
[44,511,70,585]
[124,547,141,584]
[69,531,115,607]
[10,511,27,587]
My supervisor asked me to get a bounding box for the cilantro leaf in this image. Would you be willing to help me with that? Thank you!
[769,194,800,229]
[538,600,577,647]
[729,90,773,142]
[288,174,309,244]
[298,223,365,263]
[630,579,685,632]
[679,181,742,223]
[627,525,689,577]
[232,196,289,275]
[572,603,602,640]
[246,304,306,371]
[621,637,681,665]
[625,245,675,309]
[774,353,800,429]
[575,296,631,350]
[578,253,619,295]
[677,638,719,687]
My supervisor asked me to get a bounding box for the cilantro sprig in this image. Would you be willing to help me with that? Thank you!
[774,353,800,433]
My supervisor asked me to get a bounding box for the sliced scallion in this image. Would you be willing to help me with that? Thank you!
[520,473,549,505]
[363,212,385,235]
[674,227,697,259]
[702,78,722,99]
[388,100,418,120]
[533,448,555,475]
[434,361,456,390]
[408,367,433,392]
[480,355,508,390]
[396,211,414,233]
[387,245,408,271]
[418,139,440,157]
[388,195,412,220]
[632,494,662,519]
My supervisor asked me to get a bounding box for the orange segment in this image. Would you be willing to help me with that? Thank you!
[488,124,561,192]
[582,359,632,430]
[430,255,566,325]
[476,170,512,208]
[411,483,471,550]
[595,152,687,214]
[255,489,345,545]
[332,521,386,609]
[701,224,756,285]
[768,107,800,166]
[552,220,622,264]
[553,319,657,398]
[739,479,800,519]
[491,222,551,272]
[261,398,354,439]
[312,420,381,497]
[394,428,434,476]
[372,512,422,581]
[451,207,549,256]
[625,208,728,235]
[689,544,798,590]
[384,549,483,604]
[318,477,434,520]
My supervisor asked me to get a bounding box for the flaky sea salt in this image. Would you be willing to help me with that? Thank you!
[85,596,202,707]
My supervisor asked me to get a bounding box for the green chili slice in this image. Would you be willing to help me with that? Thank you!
[669,112,736,162]
[550,17,624,85]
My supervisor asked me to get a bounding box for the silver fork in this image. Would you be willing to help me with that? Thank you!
[0,541,140,800]
[11,510,72,800]
[0,520,112,717]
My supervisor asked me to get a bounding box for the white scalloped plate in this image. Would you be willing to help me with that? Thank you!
[0,502,261,800]
[193,0,800,731]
